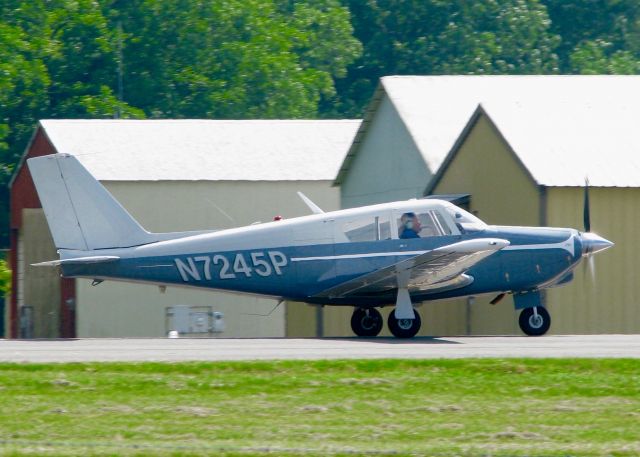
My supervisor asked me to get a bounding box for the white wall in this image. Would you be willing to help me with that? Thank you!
[340,95,431,209]
[77,180,340,338]
[77,280,286,337]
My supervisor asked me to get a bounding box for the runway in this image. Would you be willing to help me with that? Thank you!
[1,335,639,363]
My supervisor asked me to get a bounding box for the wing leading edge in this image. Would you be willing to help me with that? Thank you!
[313,238,510,299]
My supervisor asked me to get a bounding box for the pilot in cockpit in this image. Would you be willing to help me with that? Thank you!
[399,212,421,239]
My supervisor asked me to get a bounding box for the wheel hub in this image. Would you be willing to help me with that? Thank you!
[529,314,544,329]
[397,319,413,330]
[361,316,376,330]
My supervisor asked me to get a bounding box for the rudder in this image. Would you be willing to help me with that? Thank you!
[27,154,157,250]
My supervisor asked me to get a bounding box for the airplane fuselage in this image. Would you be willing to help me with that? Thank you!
[61,217,582,306]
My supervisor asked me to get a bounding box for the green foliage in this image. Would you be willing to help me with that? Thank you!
[543,0,640,71]
[570,39,640,74]
[0,0,361,246]
[0,20,49,170]
[113,0,361,119]
[332,0,562,116]
[0,259,11,296]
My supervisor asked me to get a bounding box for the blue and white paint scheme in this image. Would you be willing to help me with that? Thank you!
[28,154,613,338]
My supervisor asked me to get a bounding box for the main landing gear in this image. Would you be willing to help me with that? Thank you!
[518,306,551,336]
[350,307,422,338]
[350,307,384,337]
[351,283,422,338]
[388,309,422,338]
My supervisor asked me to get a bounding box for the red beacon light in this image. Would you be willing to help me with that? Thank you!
[273,215,283,221]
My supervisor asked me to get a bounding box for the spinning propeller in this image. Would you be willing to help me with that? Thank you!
[580,179,613,280]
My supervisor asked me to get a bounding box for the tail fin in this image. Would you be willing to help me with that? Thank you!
[27,154,157,250]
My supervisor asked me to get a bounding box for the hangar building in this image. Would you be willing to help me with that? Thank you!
[9,119,359,338]
[326,75,638,336]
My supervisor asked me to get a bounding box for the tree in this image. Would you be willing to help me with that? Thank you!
[111,0,361,118]
[542,0,640,73]
[0,259,11,297]
[0,20,50,245]
[0,0,361,246]
[331,0,561,117]
[570,39,640,74]
[0,0,143,246]
[0,0,143,164]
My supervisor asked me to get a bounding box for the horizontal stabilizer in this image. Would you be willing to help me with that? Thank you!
[32,256,120,267]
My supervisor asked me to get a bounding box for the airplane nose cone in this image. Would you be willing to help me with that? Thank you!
[581,232,614,255]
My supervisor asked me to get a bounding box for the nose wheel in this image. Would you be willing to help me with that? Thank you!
[350,307,383,337]
[519,306,551,336]
[388,308,422,338]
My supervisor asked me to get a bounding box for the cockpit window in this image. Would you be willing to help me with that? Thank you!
[397,210,448,239]
[444,204,487,232]
[433,211,453,235]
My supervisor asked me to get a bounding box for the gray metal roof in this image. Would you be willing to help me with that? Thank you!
[39,119,360,181]
[338,75,640,187]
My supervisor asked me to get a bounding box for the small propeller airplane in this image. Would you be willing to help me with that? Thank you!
[28,154,613,338]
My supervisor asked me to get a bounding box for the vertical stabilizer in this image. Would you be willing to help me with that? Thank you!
[27,154,157,250]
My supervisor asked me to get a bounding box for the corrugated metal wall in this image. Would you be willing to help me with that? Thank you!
[429,114,637,335]
[546,187,639,333]
[20,209,60,338]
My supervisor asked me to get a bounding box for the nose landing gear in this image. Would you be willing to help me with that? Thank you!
[518,306,551,336]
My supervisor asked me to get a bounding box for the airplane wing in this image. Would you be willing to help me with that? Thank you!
[313,238,509,299]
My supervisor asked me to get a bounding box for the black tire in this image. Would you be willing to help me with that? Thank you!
[519,307,551,336]
[388,308,421,338]
[350,308,383,337]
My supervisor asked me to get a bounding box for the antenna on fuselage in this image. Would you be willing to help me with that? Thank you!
[243,299,284,317]
[204,198,236,224]
[297,191,324,214]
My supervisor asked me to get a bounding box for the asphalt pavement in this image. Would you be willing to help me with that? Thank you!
[1,335,639,363]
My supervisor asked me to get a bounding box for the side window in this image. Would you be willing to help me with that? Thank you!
[433,211,453,235]
[343,214,392,242]
[398,211,447,239]
[343,218,377,242]
[378,215,391,240]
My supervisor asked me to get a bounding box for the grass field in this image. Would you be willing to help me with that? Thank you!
[0,358,639,456]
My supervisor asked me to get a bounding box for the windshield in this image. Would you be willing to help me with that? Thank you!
[443,203,487,232]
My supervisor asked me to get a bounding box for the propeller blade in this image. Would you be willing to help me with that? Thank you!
[582,250,596,284]
[583,178,591,232]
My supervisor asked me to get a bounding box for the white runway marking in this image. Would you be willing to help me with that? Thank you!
[0,335,639,363]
